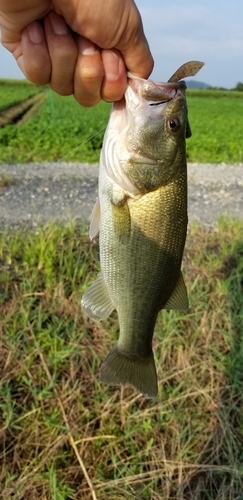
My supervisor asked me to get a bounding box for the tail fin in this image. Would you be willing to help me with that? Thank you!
[100,344,158,399]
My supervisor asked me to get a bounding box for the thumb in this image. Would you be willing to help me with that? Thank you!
[120,34,154,79]
[116,8,154,79]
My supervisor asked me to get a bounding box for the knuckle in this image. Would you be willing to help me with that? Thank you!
[74,93,101,107]
[78,64,102,82]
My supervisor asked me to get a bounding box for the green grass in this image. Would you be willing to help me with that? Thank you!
[186,90,243,163]
[0,78,36,86]
[0,88,110,164]
[0,84,243,164]
[0,80,42,112]
[1,218,243,499]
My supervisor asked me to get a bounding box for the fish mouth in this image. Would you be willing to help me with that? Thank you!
[112,75,187,144]
[148,96,175,106]
[127,75,186,107]
[146,87,187,109]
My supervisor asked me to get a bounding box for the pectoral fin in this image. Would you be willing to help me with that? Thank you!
[111,197,131,243]
[186,120,192,138]
[89,198,100,240]
[164,271,189,312]
[81,272,115,321]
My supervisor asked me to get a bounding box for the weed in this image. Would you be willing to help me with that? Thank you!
[0,218,243,498]
[0,174,15,188]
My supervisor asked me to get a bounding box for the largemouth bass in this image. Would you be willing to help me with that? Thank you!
[82,61,204,398]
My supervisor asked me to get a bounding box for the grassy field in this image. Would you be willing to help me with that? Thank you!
[1,80,243,498]
[0,79,42,112]
[0,83,109,164]
[1,218,243,499]
[0,81,243,164]
[186,90,243,163]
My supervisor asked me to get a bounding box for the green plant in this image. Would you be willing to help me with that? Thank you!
[1,218,243,499]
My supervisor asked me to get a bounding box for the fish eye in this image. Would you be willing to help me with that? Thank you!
[167,117,181,132]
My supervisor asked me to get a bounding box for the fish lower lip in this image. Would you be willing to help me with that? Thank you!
[149,99,172,106]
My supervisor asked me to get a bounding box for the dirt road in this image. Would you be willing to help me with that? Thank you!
[0,162,242,229]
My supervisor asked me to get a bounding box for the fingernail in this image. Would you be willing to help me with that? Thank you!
[78,36,96,55]
[27,23,43,44]
[49,12,69,35]
[102,50,119,81]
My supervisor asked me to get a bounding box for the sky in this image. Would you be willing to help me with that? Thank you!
[0,0,242,89]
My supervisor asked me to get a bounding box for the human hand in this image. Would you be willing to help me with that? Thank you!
[0,0,154,106]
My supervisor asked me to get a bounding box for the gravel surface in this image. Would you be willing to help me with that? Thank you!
[0,162,242,229]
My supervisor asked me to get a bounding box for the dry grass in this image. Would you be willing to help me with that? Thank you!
[0,174,15,188]
[0,218,243,499]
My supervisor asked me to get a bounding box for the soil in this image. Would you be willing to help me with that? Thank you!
[0,93,46,127]
[0,162,242,230]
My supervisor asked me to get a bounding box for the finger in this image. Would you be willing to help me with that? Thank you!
[0,2,49,47]
[74,36,103,107]
[44,12,78,95]
[116,8,154,79]
[20,22,52,85]
[101,49,127,102]
[120,36,154,80]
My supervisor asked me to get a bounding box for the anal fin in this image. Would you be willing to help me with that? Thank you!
[111,199,131,243]
[81,272,115,321]
[164,271,189,312]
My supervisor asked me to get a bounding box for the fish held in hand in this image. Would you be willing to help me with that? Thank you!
[81,62,204,398]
